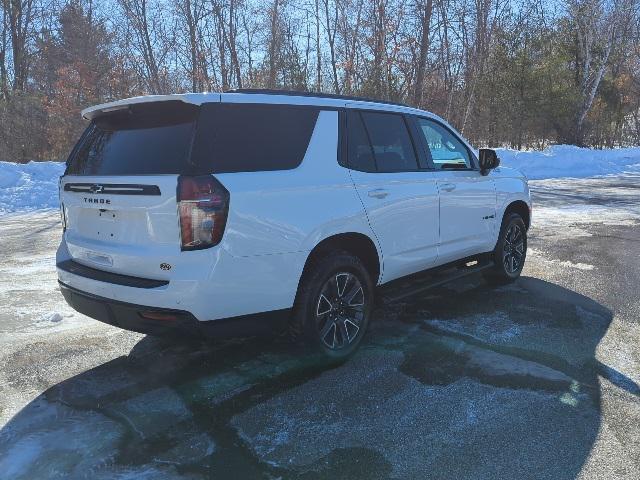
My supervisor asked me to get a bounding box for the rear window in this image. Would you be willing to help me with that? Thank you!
[193,103,319,173]
[66,101,319,175]
[66,102,198,175]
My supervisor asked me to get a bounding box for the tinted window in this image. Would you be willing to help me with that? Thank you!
[66,102,198,175]
[361,112,418,171]
[194,103,319,173]
[416,117,472,169]
[346,110,375,172]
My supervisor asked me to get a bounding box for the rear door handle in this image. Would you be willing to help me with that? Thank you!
[440,183,456,192]
[368,189,389,199]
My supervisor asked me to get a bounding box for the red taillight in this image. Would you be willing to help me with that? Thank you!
[177,175,230,250]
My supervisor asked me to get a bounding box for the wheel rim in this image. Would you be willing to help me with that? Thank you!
[315,272,365,350]
[503,223,525,274]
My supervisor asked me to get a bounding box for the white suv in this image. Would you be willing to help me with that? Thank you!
[57,90,531,358]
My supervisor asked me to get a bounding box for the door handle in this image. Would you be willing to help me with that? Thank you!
[368,188,389,199]
[440,183,456,192]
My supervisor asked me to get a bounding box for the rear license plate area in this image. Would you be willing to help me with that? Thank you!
[87,209,120,240]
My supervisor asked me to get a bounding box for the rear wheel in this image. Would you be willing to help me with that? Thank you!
[291,251,373,359]
[484,213,527,285]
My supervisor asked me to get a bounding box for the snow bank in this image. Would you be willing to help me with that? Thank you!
[496,145,640,180]
[1,145,640,212]
[0,161,65,214]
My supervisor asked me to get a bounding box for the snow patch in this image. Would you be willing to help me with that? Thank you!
[0,161,65,214]
[527,250,595,271]
[497,145,640,180]
[533,205,638,231]
[426,312,522,343]
[557,261,594,271]
[38,312,64,323]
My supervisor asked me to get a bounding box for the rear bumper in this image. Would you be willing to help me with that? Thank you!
[57,238,306,321]
[59,281,290,338]
[57,259,169,288]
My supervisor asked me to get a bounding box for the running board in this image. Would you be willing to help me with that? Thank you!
[377,254,494,304]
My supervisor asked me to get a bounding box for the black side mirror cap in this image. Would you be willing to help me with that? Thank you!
[479,149,500,175]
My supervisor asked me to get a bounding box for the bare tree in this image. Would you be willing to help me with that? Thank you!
[322,0,340,92]
[3,0,640,162]
[237,1,259,85]
[1,5,8,97]
[412,0,434,106]
[459,0,506,134]
[176,0,208,91]
[266,0,280,88]
[568,0,634,145]
[2,0,36,91]
[314,0,322,90]
[338,0,364,94]
[225,0,243,88]
[117,0,173,94]
[365,0,388,97]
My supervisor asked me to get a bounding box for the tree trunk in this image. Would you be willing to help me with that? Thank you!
[412,0,433,107]
[4,0,34,92]
[267,0,280,88]
[0,7,8,97]
[228,0,242,88]
[314,0,322,91]
[323,0,340,93]
[183,0,199,91]
[342,0,363,94]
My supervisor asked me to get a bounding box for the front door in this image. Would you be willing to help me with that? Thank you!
[412,116,497,263]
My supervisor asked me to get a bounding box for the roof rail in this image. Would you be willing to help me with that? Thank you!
[224,88,410,108]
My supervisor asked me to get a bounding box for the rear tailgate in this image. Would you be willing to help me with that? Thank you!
[59,100,215,282]
[61,175,185,280]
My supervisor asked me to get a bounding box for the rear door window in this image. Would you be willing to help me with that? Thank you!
[66,102,198,175]
[360,112,419,172]
[346,110,376,172]
[193,103,319,173]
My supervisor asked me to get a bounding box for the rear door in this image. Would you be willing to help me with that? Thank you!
[60,101,204,281]
[345,109,439,282]
[412,116,497,262]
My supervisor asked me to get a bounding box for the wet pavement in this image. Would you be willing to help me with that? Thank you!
[1,175,640,479]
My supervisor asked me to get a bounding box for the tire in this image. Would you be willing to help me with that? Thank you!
[483,213,527,285]
[290,250,374,359]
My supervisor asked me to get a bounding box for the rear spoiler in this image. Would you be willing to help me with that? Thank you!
[81,93,220,120]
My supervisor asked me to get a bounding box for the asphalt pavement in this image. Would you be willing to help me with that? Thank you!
[0,175,639,479]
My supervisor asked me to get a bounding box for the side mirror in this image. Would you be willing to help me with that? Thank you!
[479,148,500,175]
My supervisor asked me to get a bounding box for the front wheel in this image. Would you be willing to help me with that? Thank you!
[484,213,527,285]
[290,251,373,359]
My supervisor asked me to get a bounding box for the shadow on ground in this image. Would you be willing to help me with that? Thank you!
[0,277,637,479]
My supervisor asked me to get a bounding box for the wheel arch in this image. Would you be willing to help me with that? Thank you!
[299,232,381,287]
[503,200,530,229]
